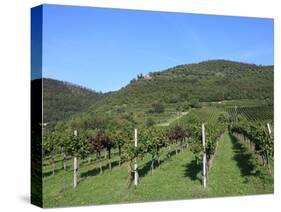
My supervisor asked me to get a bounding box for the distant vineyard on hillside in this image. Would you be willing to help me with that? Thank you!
[174,103,273,127]
[225,106,273,122]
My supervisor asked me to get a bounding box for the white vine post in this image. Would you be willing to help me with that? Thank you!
[134,128,138,186]
[73,130,78,188]
[267,123,272,136]
[235,105,238,122]
[202,124,206,188]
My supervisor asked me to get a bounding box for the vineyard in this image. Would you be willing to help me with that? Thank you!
[42,102,274,207]
[176,107,225,124]
[180,103,274,124]
[28,7,275,208]
[225,106,273,122]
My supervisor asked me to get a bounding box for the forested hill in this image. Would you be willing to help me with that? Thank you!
[94,60,273,112]
[39,60,273,128]
[42,78,105,126]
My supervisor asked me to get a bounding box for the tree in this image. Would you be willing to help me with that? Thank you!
[130,78,136,84]
[101,130,114,171]
[189,99,202,108]
[187,125,202,165]
[150,101,165,113]
[120,127,148,186]
[44,131,59,176]
[137,73,144,80]
[169,94,180,103]
[89,130,104,174]
[176,104,182,113]
[144,127,166,174]
[54,122,72,170]
[110,128,128,166]
[182,102,190,111]
[205,124,224,173]
[146,118,155,127]
[217,113,230,124]
[121,131,136,186]
[188,123,225,182]
[168,125,186,154]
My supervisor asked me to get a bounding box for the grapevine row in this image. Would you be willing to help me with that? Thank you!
[230,121,273,173]
[43,119,225,188]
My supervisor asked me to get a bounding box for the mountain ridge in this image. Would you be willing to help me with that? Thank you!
[38,60,273,127]
[92,60,273,113]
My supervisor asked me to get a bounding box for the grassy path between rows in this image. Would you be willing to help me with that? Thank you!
[43,131,273,208]
[207,132,273,197]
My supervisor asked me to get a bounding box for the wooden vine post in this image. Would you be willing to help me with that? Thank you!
[202,124,206,188]
[134,128,138,186]
[73,130,78,188]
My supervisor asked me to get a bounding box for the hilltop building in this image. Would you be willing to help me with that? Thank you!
[144,74,152,80]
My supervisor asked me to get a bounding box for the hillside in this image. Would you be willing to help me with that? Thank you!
[42,78,105,127]
[41,60,274,207]
[92,60,273,113]
[41,60,273,128]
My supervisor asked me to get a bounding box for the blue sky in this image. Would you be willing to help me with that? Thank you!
[40,4,274,92]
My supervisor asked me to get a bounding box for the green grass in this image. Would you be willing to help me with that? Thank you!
[207,132,273,196]
[42,131,273,208]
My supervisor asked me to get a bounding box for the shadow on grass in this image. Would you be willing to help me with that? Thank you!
[183,159,201,182]
[138,149,178,178]
[168,149,178,158]
[43,166,65,177]
[80,160,119,178]
[229,133,256,179]
[138,160,153,178]
[43,156,122,178]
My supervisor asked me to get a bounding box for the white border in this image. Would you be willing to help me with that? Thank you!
[0,0,280,211]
